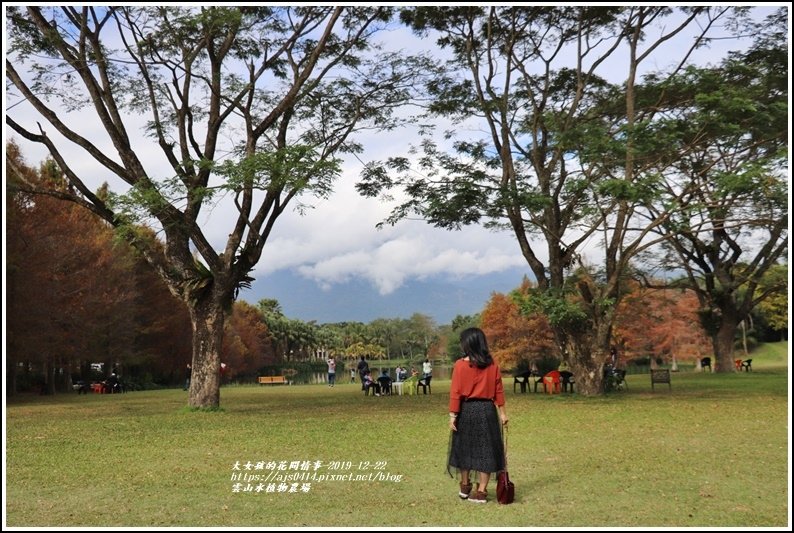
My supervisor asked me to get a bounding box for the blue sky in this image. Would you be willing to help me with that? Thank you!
[242,265,531,325]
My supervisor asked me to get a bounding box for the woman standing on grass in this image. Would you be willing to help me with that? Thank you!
[447,327,508,503]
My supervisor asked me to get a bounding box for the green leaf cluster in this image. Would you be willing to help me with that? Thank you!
[513,289,590,333]
[215,146,341,199]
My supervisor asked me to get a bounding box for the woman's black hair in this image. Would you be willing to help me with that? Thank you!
[459,327,493,369]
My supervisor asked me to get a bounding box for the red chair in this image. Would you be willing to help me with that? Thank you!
[542,371,561,394]
[734,359,743,371]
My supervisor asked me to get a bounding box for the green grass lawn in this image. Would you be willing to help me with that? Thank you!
[5,342,789,527]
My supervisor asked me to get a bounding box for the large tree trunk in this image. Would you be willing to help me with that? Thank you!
[565,326,611,396]
[570,355,606,396]
[712,320,738,374]
[187,295,227,409]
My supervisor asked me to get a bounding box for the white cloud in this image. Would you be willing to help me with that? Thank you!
[293,231,527,295]
[224,125,536,293]
[193,142,534,296]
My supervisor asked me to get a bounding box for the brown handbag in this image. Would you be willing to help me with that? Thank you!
[496,426,515,504]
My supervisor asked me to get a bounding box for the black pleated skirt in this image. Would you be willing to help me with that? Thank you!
[447,399,504,476]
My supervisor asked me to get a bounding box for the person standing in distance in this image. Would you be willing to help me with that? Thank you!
[447,327,508,503]
[183,363,192,391]
[357,355,370,391]
[326,355,336,387]
[422,358,432,379]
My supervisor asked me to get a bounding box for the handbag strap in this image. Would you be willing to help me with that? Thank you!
[502,425,508,469]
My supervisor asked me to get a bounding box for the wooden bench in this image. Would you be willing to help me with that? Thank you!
[258,376,288,385]
[650,369,671,391]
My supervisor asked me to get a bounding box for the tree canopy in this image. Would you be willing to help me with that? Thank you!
[6,6,430,407]
[640,8,788,369]
[357,6,786,391]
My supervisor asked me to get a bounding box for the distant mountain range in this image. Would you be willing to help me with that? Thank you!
[239,267,531,325]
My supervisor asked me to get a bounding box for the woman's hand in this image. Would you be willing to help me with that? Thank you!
[500,414,509,426]
[449,414,458,432]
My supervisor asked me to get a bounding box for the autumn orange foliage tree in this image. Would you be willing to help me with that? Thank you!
[221,301,278,381]
[480,278,555,371]
[6,144,192,394]
[8,145,293,393]
[614,282,711,366]
[479,277,711,374]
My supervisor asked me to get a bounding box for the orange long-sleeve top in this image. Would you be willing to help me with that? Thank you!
[448,357,505,413]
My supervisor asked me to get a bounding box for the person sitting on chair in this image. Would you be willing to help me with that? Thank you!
[363,371,380,396]
[377,369,392,395]
[106,372,121,394]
